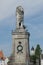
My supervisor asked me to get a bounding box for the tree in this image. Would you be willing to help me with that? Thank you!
[30,44,42,65]
[30,46,36,65]
[35,44,42,58]
[35,44,42,65]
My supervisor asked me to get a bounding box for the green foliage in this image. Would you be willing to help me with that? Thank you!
[30,55,36,65]
[35,44,42,58]
[30,44,42,65]
[30,55,36,63]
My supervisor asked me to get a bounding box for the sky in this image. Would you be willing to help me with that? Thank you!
[0,0,43,57]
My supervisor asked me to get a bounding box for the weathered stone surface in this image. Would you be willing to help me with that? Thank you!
[16,6,24,29]
[8,6,30,65]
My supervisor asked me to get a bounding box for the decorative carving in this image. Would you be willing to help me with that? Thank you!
[17,42,23,53]
[16,6,24,22]
[17,45,23,53]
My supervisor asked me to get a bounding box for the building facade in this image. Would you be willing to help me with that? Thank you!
[0,51,9,65]
[41,54,43,65]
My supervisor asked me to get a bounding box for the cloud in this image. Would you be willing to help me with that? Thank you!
[0,0,43,20]
[24,14,43,50]
[0,42,12,57]
[30,24,43,39]
[0,0,43,56]
[28,23,43,51]
[26,15,43,40]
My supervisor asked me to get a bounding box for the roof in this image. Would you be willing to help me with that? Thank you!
[0,51,4,58]
[31,46,34,50]
[0,51,5,60]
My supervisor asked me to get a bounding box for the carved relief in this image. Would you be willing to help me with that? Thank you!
[16,6,24,22]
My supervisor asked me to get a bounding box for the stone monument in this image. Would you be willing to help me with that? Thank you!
[8,6,30,65]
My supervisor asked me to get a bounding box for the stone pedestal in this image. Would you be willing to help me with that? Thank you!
[8,6,30,65]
